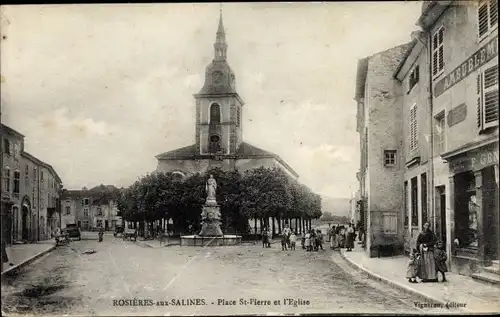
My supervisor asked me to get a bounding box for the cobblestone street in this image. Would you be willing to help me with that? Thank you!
[1,237,450,316]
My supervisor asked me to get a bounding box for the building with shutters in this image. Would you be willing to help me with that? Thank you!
[61,184,122,231]
[154,11,298,180]
[355,2,498,272]
[1,123,63,245]
[416,0,498,277]
[355,42,414,257]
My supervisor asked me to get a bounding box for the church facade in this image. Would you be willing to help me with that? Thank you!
[155,12,298,180]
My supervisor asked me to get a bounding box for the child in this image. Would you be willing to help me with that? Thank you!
[406,249,420,283]
[281,234,288,251]
[289,232,297,251]
[435,241,448,282]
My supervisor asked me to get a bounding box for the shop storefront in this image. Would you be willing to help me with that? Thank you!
[444,140,499,275]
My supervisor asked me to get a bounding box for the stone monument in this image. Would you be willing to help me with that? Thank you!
[180,174,241,247]
[199,175,223,236]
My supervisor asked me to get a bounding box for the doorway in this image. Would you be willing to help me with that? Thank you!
[483,166,499,262]
[21,206,29,241]
[105,220,109,231]
[435,186,447,244]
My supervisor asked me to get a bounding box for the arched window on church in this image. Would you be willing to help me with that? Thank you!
[210,103,221,124]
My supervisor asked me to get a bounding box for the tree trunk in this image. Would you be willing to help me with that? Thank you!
[277,217,282,234]
[295,218,298,233]
[254,218,257,234]
[308,218,311,230]
[272,217,276,236]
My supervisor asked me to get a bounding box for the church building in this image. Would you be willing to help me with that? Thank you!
[155,11,298,180]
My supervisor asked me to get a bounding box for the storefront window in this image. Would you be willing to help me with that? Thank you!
[468,195,479,247]
[455,171,477,248]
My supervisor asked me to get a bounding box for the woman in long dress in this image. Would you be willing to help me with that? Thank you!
[416,222,438,282]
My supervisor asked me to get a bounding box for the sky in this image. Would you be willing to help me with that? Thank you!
[0,2,421,198]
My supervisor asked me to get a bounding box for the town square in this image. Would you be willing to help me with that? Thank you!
[1,2,499,316]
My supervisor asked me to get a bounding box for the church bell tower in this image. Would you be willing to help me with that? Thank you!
[194,8,244,156]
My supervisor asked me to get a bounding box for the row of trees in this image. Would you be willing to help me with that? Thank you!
[117,166,322,236]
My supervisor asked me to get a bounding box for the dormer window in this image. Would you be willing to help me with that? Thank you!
[408,65,420,93]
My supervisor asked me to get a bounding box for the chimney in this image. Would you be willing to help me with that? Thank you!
[410,30,423,42]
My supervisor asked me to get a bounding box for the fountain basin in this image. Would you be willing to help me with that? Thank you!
[180,235,242,247]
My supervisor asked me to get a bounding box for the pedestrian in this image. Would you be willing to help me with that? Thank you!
[305,231,311,252]
[289,232,297,251]
[262,229,268,248]
[267,228,272,248]
[316,229,324,251]
[346,224,355,251]
[330,225,337,250]
[416,222,438,283]
[435,241,448,282]
[406,249,420,283]
[338,226,346,249]
[280,233,288,251]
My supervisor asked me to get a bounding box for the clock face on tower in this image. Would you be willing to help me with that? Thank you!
[212,71,223,84]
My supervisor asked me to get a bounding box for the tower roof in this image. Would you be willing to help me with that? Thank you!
[197,7,238,95]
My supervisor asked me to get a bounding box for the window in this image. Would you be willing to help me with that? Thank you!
[65,206,71,215]
[83,220,89,228]
[408,65,420,92]
[421,173,428,225]
[209,103,221,124]
[3,139,10,155]
[41,171,44,182]
[384,150,397,167]
[97,207,103,217]
[382,213,398,235]
[25,165,29,178]
[404,181,409,226]
[82,198,89,206]
[13,171,20,194]
[478,65,499,129]
[411,177,418,226]
[409,104,418,152]
[434,112,445,154]
[41,197,44,208]
[97,220,103,228]
[3,167,10,192]
[33,167,37,179]
[478,0,498,39]
[13,144,20,160]
[432,26,444,77]
[83,208,89,217]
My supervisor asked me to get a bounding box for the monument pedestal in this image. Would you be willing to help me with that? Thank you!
[199,204,223,237]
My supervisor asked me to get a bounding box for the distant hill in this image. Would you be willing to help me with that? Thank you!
[321,196,351,217]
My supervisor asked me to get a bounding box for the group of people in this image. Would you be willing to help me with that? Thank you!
[262,223,359,253]
[327,223,356,251]
[406,222,448,283]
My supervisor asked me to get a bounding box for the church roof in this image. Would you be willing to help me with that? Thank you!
[155,141,298,177]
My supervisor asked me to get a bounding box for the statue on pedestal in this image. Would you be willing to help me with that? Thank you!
[199,175,223,237]
[205,174,217,205]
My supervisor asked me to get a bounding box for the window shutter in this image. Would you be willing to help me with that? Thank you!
[432,50,438,76]
[483,66,499,126]
[479,1,489,37]
[477,73,483,128]
[490,0,498,28]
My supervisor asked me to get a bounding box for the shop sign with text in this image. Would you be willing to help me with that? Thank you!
[434,35,498,98]
[450,146,499,174]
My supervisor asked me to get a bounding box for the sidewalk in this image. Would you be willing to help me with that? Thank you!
[2,240,55,276]
[340,247,500,313]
